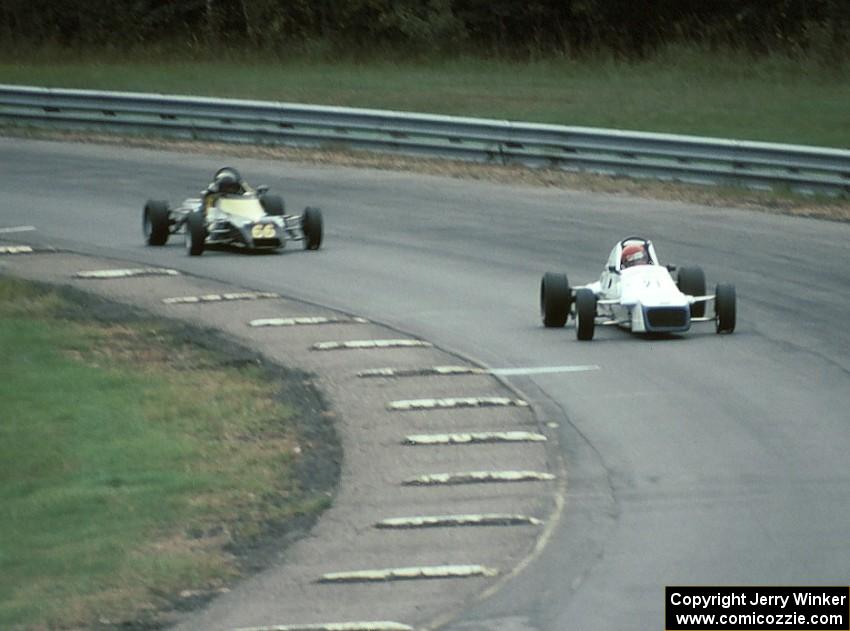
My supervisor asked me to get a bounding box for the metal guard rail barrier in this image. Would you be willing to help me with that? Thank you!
[1,84,848,196]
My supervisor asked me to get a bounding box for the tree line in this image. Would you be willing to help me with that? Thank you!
[2,0,848,58]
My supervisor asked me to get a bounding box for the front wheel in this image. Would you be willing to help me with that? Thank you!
[143,200,170,246]
[575,289,597,341]
[302,207,323,250]
[186,211,207,256]
[715,283,736,333]
[540,272,570,328]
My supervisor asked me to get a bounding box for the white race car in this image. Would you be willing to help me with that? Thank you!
[540,236,736,340]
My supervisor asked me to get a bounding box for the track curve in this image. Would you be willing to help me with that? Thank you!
[3,137,849,630]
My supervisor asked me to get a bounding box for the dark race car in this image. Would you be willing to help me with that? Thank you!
[143,167,323,256]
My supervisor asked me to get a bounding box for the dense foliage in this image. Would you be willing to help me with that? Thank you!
[2,0,848,58]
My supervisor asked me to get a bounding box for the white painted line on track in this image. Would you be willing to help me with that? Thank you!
[75,268,180,279]
[358,365,485,378]
[0,245,34,254]
[404,431,546,445]
[0,225,36,234]
[250,316,368,327]
[375,514,542,529]
[319,564,498,583]
[489,364,601,376]
[358,365,599,378]
[313,339,432,351]
[163,291,279,304]
[388,396,528,411]
[403,471,555,486]
[235,622,414,631]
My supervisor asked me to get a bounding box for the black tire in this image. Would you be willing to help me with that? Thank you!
[302,206,323,250]
[575,289,597,341]
[260,194,285,216]
[715,283,736,333]
[540,272,570,328]
[678,266,707,318]
[143,200,170,246]
[186,211,206,256]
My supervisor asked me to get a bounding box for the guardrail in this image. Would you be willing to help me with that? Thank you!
[2,84,848,196]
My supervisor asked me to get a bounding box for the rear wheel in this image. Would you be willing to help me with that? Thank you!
[540,272,570,328]
[678,266,706,317]
[186,211,206,256]
[575,289,597,341]
[715,283,736,333]
[302,207,323,250]
[143,200,170,246]
[260,194,285,216]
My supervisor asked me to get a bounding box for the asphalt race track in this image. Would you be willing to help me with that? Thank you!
[3,137,850,630]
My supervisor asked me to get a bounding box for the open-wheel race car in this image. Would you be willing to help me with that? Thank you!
[143,167,323,256]
[540,236,736,340]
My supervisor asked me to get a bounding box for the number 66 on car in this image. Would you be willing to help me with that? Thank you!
[540,236,736,341]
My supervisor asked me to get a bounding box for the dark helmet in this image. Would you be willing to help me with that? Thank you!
[214,167,243,194]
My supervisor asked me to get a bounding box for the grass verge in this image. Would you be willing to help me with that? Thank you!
[0,46,848,148]
[0,276,339,629]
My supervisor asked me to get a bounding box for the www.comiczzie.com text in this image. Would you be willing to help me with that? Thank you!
[666,586,849,630]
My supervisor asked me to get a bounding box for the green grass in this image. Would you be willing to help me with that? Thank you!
[1,45,849,148]
[0,277,334,629]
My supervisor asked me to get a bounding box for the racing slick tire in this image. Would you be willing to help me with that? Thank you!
[677,266,707,318]
[186,211,207,256]
[260,194,285,216]
[302,207,323,250]
[575,289,597,341]
[715,283,736,334]
[540,272,571,328]
[143,200,170,246]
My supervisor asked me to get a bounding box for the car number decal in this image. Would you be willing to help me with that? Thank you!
[251,224,276,238]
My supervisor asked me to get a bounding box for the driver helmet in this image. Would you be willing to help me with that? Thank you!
[214,169,243,195]
[621,244,649,268]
